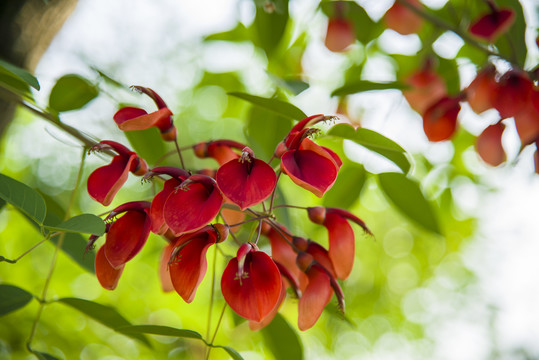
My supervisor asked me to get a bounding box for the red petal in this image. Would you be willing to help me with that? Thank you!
[164,182,224,235]
[470,9,515,42]
[216,158,276,210]
[207,144,241,165]
[422,96,460,142]
[95,246,124,290]
[306,241,336,278]
[87,154,136,206]
[115,107,173,131]
[403,67,446,115]
[466,65,497,114]
[266,226,301,283]
[384,0,423,35]
[298,265,333,331]
[221,251,282,322]
[159,244,175,292]
[150,179,181,234]
[476,123,506,166]
[113,107,148,125]
[324,213,355,280]
[514,103,539,146]
[249,278,287,331]
[281,150,338,197]
[104,210,151,268]
[169,233,216,303]
[491,71,533,119]
[325,18,355,52]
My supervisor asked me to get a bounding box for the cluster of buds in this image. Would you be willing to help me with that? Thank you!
[86,88,372,330]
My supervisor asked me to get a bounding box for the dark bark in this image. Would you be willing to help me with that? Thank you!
[0,0,77,137]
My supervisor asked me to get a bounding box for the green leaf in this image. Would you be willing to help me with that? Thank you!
[0,173,47,225]
[124,128,167,165]
[332,81,407,97]
[0,59,40,90]
[34,351,60,360]
[49,74,99,112]
[219,346,244,360]
[262,313,303,360]
[437,57,460,95]
[245,105,292,160]
[205,22,251,42]
[0,284,34,316]
[44,214,106,235]
[495,0,527,67]
[58,298,151,347]
[377,172,441,234]
[0,198,6,211]
[328,124,411,174]
[323,162,366,209]
[116,325,203,340]
[252,0,289,56]
[230,92,306,120]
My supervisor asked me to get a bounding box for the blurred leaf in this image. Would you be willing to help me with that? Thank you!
[0,284,34,317]
[44,214,105,235]
[323,162,366,209]
[34,351,60,360]
[0,59,40,90]
[0,198,5,211]
[38,194,95,273]
[0,68,34,100]
[457,43,489,65]
[245,106,292,160]
[377,172,441,234]
[0,173,47,225]
[205,22,251,42]
[273,185,292,230]
[328,124,411,174]
[92,67,127,88]
[332,81,407,97]
[230,92,306,120]
[116,325,203,340]
[124,128,167,165]
[252,0,289,56]
[437,57,460,95]
[220,346,244,360]
[49,74,99,112]
[495,0,527,67]
[261,313,303,360]
[58,298,151,347]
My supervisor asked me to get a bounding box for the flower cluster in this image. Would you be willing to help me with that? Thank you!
[86,88,371,330]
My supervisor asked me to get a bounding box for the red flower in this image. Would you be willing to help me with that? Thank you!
[95,246,124,290]
[490,70,533,119]
[216,147,277,210]
[465,64,498,114]
[384,0,423,35]
[92,201,152,289]
[166,224,228,303]
[325,17,355,52]
[276,115,342,197]
[113,86,176,141]
[261,222,301,283]
[476,123,506,166]
[307,207,372,280]
[87,141,148,206]
[470,8,515,42]
[221,243,282,322]
[145,167,191,235]
[193,140,246,166]
[163,174,224,236]
[295,252,344,331]
[403,62,447,115]
[422,96,462,142]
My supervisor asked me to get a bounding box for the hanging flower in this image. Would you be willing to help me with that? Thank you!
[476,122,506,166]
[307,207,372,280]
[221,243,282,322]
[113,86,176,141]
[422,95,462,142]
[167,224,229,303]
[95,246,124,290]
[216,147,277,210]
[163,174,224,236]
[145,167,191,235]
[295,252,344,331]
[87,141,148,206]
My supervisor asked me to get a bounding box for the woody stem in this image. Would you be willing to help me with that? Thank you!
[268,171,282,212]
